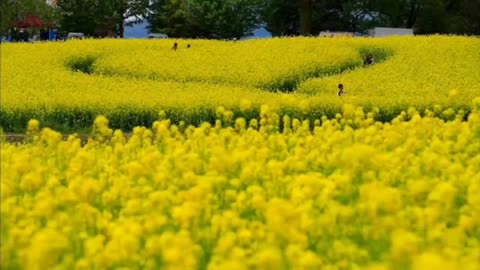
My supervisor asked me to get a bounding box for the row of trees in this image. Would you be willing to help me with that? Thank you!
[269,0,480,36]
[58,0,263,39]
[1,0,479,38]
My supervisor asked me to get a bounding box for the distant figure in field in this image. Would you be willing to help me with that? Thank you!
[337,84,345,96]
[172,42,178,51]
[186,44,191,49]
[364,54,374,67]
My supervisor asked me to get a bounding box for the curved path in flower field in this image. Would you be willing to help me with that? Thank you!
[1,36,479,133]
[65,42,392,93]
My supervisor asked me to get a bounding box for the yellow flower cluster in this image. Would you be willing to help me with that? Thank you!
[93,38,359,90]
[1,36,479,131]
[2,101,480,269]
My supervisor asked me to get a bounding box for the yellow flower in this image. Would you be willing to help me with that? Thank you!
[412,253,457,270]
[390,230,420,262]
[252,247,284,270]
[22,229,70,270]
[27,119,40,136]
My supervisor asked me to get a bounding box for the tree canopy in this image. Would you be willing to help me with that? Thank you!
[0,0,57,35]
[148,0,262,39]
[2,0,479,38]
[56,0,148,37]
[262,0,480,36]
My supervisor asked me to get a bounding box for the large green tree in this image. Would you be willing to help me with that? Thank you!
[0,0,57,36]
[372,0,480,35]
[148,0,262,39]
[189,0,262,39]
[312,0,378,33]
[369,0,422,28]
[261,0,299,36]
[56,0,96,36]
[148,0,199,38]
[457,0,480,35]
[262,0,376,36]
[57,0,148,37]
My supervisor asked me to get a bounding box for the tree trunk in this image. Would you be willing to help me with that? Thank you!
[406,0,420,28]
[119,18,124,38]
[117,1,127,38]
[299,0,313,35]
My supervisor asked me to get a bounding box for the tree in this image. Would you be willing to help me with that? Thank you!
[57,0,148,37]
[389,0,480,35]
[262,0,376,36]
[0,0,57,36]
[414,0,446,34]
[299,0,313,35]
[56,0,97,36]
[458,0,480,34]
[440,0,480,35]
[112,0,149,37]
[188,0,262,39]
[261,0,299,36]
[335,0,379,32]
[148,0,262,39]
[148,0,199,38]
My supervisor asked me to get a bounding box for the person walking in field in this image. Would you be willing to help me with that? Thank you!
[364,54,374,67]
[172,42,178,51]
[337,84,345,96]
[186,44,191,49]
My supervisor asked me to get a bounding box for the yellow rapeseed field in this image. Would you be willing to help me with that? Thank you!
[1,36,479,131]
[2,100,480,269]
[1,36,480,269]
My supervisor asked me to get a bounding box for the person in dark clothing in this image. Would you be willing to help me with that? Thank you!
[40,29,49,41]
[19,29,29,42]
[364,54,374,67]
[337,84,345,96]
[172,42,178,50]
[186,44,191,49]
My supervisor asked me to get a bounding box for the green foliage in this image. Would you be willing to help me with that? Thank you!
[261,0,299,36]
[261,0,480,36]
[65,55,98,74]
[56,0,97,36]
[188,0,263,39]
[262,0,380,36]
[148,0,262,39]
[415,0,480,35]
[148,0,198,38]
[0,0,57,36]
[56,0,148,37]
